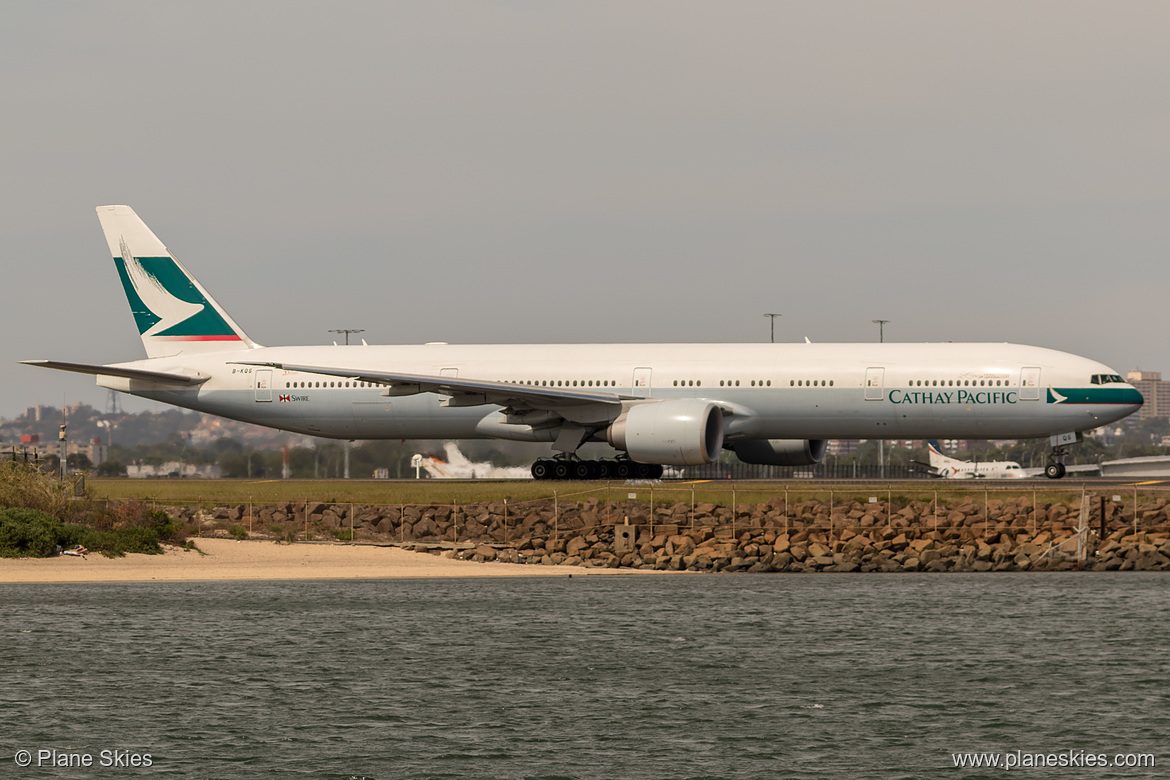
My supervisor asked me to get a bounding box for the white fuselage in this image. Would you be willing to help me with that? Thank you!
[97,341,1142,443]
[928,451,1029,479]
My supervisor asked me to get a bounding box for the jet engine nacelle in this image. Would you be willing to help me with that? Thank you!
[731,439,828,467]
[606,400,724,466]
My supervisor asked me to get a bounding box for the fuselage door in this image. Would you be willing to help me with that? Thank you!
[1020,367,1041,401]
[254,369,272,402]
[864,367,885,401]
[632,367,652,397]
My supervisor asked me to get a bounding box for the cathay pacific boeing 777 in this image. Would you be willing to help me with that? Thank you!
[23,206,1143,480]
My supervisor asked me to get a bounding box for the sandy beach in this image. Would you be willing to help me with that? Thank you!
[0,540,650,583]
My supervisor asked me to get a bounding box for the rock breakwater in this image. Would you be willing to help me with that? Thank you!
[175,494,1170,572]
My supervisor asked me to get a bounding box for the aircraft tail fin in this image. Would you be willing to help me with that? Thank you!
[927,440,955,470]
[96,205,258,358]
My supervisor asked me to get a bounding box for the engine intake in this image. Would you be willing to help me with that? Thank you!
[731,439,828,467]
[607,400,724,466]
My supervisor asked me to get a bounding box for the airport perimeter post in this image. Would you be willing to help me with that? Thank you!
[731,485,736,530]
[1099,496,1107,540]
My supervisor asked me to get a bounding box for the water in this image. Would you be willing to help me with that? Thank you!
[2,574,1167,779]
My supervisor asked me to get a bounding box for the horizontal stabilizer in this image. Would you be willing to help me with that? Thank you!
[21,360,209,385]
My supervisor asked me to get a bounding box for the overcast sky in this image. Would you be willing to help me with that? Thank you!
[3,1,1169,419]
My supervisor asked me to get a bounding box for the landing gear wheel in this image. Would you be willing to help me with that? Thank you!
[634,463,654,480]
[531,460,553,480]
[595,460,613,480]
[1045,462,1066,480]
[553,461,571,480]
[614,461,633,479]
[572,461,594,480]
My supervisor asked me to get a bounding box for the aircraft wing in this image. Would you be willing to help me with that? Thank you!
[233,360,632,410]
[909,459,944,478]
[21,360,210,385]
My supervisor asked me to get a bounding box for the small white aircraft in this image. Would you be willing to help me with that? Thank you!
[925,441,1028,479]
[418,443,532,480]
[23,206,1144,480]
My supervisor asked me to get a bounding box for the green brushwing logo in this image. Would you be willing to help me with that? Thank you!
[113,246,239,340]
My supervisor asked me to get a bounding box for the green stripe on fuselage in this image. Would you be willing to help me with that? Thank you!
[1049,387,1144,405]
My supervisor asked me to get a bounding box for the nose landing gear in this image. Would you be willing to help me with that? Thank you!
[1044,432,1082,479]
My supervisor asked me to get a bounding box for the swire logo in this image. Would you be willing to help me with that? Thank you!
[278,395,291,403]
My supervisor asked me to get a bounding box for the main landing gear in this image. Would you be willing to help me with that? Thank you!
[530,458,664,481]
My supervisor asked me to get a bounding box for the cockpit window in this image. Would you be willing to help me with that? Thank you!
[1090,374,1125,385]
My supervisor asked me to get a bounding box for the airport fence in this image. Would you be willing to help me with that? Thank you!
[687,461,922,480]
[125,481,1170,547]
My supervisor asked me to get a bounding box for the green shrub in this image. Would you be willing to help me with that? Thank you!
[0,503,185,558]
[69,525,166,557]
[0,507,64,558]
[228,524,248,540]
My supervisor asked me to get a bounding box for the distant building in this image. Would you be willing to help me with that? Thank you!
[89,438,106,466]
[126,462,223,479]
[1126,371,1170,420]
